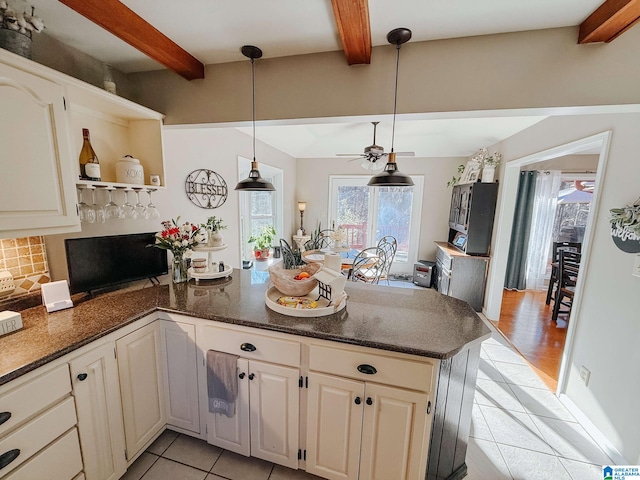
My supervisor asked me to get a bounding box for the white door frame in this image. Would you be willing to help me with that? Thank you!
[484,131,611,395]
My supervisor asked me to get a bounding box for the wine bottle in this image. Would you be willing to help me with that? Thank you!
[79,128,101,181]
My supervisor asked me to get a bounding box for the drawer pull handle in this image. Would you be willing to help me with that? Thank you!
[239,372,246,379]
[0,449,20,470]
[357,364,377,375]
[248,373,255,381]
[77,373,88,381]
[354,396,361,405]
[366,397,373,406]
[0,412,11,426]
[240,343,256,352]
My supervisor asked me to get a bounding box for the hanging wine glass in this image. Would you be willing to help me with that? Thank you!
[121,188,138,220]
[133,188,147,219]
[144,189,160,220]
[104,187,123,220]
[90,187,106,224]
[77,186,95,223]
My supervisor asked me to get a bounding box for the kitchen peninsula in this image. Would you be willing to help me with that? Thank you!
[0,270,490,480]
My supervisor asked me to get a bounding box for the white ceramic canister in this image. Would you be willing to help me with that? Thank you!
[116,155,145,185]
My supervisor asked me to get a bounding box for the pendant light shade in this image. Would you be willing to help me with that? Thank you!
[235,45,275,192]
[368,28,414,188]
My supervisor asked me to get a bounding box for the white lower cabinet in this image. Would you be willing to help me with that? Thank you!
[160,320,200,434]
[69,342,126,480]
[116,322,166,460]
[306,373,429,480]
[207,358,300,469]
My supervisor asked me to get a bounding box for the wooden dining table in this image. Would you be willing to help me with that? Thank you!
[301,248,378,278]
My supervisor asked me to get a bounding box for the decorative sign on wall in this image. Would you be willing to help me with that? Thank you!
[185,169,228,209]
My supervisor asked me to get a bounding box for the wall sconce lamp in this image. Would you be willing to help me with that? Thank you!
[298,201,307,235]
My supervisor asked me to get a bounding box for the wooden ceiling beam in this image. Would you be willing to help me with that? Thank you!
[58,0,204,80]
[330,0,372,65]
[579,0,640,43]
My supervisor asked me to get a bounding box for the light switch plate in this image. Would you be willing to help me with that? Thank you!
[633,254,640,278]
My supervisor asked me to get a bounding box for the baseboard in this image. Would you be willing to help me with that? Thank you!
[559,393,627,465]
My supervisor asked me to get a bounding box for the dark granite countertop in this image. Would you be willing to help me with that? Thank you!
[0,269,490,386]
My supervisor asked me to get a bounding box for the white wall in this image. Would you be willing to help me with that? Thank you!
[45,127,297,279]
[487,113,640,462]
[295,156,465,268]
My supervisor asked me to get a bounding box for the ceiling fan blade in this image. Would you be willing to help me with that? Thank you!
[336,153,364,157]
[395,152,415,156]
[347,157,363,162]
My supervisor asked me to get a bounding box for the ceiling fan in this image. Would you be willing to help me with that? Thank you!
[336,122,415,170]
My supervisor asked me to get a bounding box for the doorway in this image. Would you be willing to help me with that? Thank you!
[484,132,611,394]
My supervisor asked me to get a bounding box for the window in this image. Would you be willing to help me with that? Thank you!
[238,157,283,260]
[329,175,424,269]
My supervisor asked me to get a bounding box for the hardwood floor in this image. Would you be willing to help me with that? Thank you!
[491,289,568,391]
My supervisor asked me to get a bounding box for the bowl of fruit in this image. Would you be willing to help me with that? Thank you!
[268,262,321,297]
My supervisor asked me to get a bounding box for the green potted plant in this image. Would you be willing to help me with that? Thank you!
[473,147,502,183]
[201,216,227,247]
[248,225,276,260]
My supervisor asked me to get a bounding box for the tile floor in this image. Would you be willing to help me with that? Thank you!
[122,331,611,480]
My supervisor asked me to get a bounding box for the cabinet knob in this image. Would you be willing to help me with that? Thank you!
[77,373,88,381]
[357,364,377,375]
[0,449,20,470]
[354,396,361,405]
[238,372,246,379]
[366,397,373,406]
[0,412,11,426]
[248,373,255,381]
[240,343,256,352]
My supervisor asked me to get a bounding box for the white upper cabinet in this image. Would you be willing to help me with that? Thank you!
[0,55,78,237]
[0,49,166,238]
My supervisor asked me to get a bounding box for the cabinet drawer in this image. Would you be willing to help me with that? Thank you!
[3,428,82,480]
[309,345,435,393]
[435,248,452,270]
[0,397,77,477]
[201,325,300,367]
[0,365,71,437]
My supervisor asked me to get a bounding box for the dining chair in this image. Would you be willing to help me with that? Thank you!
[280,238,303,269]
[377,236,398,285]
[304,229,334,251]
[552,250,581,322]
[545,241,582,305]
[350,247,386,284]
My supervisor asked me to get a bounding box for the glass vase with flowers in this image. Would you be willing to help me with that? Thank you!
[151,217,205,283]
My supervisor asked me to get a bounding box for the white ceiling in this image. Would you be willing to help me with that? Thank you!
[29,0,603,74]
[236,116,547,159]
[27,0,601,159]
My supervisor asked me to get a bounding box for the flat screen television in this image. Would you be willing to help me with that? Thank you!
[65,233,168,294]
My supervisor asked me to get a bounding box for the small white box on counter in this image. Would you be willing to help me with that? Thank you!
[0,311,23,336]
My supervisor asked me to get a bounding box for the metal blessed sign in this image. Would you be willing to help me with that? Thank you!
[185,169,228,209]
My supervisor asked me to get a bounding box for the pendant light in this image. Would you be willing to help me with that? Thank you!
[368,28,414,188]
[235,45,275,191]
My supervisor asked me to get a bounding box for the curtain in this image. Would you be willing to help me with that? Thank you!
[525,170,562,290]
[504,171,538,290]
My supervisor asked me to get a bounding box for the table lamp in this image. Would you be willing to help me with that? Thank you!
[298,201,307,235]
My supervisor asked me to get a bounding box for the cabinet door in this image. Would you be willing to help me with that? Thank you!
[456,185,472,231]
[116,322,165,459]
[0,61,78,236]
[160,320,199,433]
[207,357,250,457]
[69,343,126,480]
[359,383,429,480]
[248,360,299,469]
[306,372,364,480]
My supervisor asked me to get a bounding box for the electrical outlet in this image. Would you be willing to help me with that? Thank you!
[0,271,15,297]
[579,366,591,386]
[633,254,640,278]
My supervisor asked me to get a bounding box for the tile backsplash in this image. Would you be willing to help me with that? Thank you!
[0,236,50,301]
